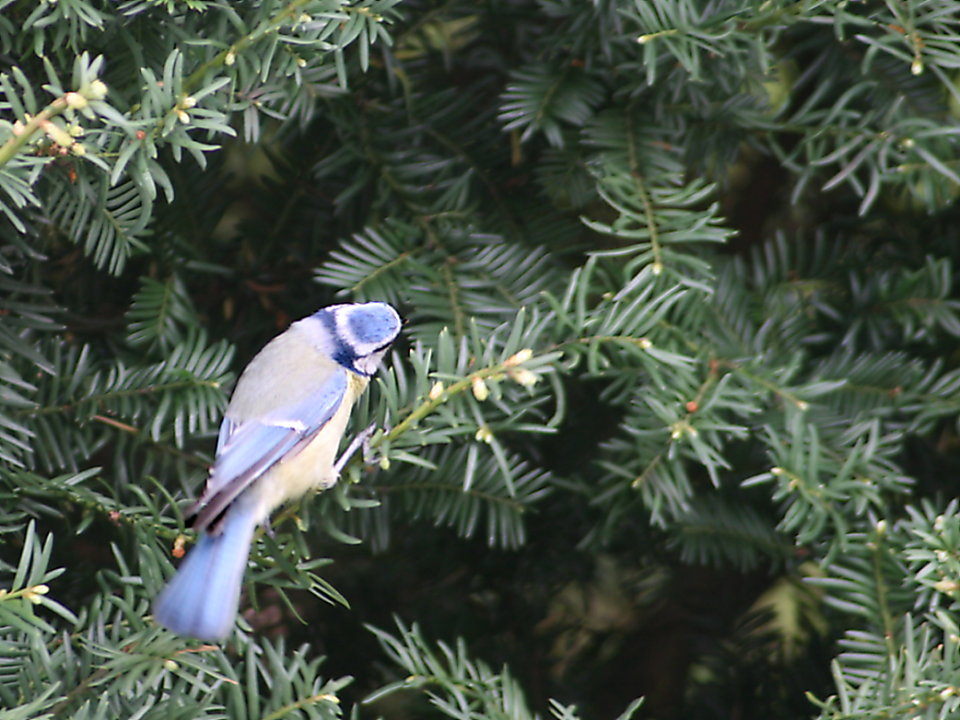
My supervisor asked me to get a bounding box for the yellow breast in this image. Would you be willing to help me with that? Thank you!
[247,371,369,519]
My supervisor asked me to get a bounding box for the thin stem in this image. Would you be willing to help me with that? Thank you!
[871,533,899,661]
[182,0,312,94]
[20,379,222,418]
[625,105,661,267]
[385,363,516,442]
[262,694,340,720]
[0,96,67,169]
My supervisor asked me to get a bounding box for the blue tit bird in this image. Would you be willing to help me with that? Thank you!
[154,302,401,641]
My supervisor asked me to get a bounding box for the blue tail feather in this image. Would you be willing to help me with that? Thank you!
[154,503,258,641]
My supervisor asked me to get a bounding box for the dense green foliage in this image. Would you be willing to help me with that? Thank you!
[2,0,960,718]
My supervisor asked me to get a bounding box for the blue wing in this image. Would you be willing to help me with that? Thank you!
[192,367,347,531]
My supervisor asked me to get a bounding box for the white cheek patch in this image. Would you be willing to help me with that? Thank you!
[355,350,387,376]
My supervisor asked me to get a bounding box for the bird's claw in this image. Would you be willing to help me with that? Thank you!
[334,422,378,474]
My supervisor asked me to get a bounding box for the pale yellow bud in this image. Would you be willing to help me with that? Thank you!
[475,426,493,443]
[176,109,190,123]
[504,348,533,367]
[181,95,197,108]
[43,121,74,147]
[429,381,445,400]
[70,143,86,156]
[509,368,539,387]
[934,579,959,594]
[472,377,489,401]
[25,584,49,604]
[225,50,236,66]
[88,80,108,100]
[65,92,88,110]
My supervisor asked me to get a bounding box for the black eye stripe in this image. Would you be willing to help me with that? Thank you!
[317,308,338,334]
